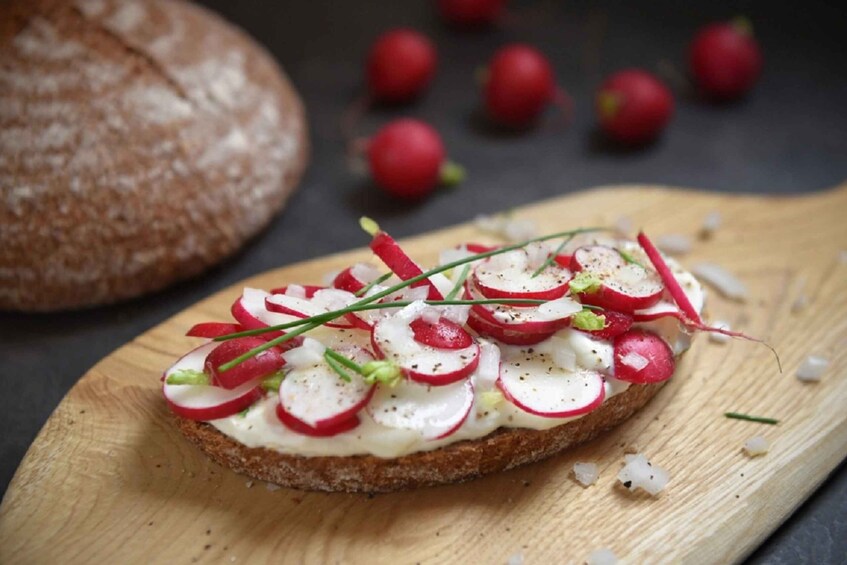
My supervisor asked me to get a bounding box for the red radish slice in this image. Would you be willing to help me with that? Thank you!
[570,245,664,313]
[467,280,579,334]
[553,254,572,268]
[371,308,480,385]
[410,317,473,349]
[577,310,634,340]
[497,353,606,418]
[465,242,499,254]
[472,247,571,302]
[613,329,675,384]
[279,346,375,429]
[467,309,555,345]
[367,377,474,440]
[332,263,382,293]
[268,284,322,297]
[163,343,263,421]
[231,287,301,339]
[205,337,285,390]
[633,300,686,322]
[370,230,444,300]
[276,404,361,437]
[186,322,245,339]
[265,288,359,329]
[637,232,702,324]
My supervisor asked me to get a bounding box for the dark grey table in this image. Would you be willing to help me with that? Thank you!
[2,0,845,562]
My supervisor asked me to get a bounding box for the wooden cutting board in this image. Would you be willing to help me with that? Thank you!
[2,184,846,564]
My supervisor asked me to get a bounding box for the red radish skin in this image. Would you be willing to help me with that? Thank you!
[264,294,358,330]
[186,322,245,339]
[269,284,322,297]
[596,69,674,144]
[231,288,302,340]
[613,330,675,384]
[689,20,762,100]
[464,243,499,254]
[333,267,365,293]
[410,317,474,349]
[370,229,444,299]
[467,309,555,345]
[436,0,506,27]
[367,29,436,103]
[484,44,567,128]
[553,254,572,268]
[367,119,462,199]
[205,337,285,390]
[570,245,664,313]
[636,231,703,324]
[466,280,574,334]
[276,404,361,437]
[579,310,634,340]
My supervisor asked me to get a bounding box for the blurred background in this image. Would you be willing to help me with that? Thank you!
[1,0,845,561]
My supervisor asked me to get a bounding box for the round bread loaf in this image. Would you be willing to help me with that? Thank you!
[174,382,664,493]
[0,0,308,311]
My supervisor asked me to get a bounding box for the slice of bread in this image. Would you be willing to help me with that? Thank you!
[174,381,663,493]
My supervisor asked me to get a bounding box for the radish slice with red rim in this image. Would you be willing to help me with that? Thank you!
[205,337,285,389]
[163,343,263,421]
[613,329,675,384]
[265,288,359,329]
[186,322,245,339]
[276,404,361,437]
[231,288,301,339]
[472,246,571,302]
[467,280,579,334]
[570,245,664,313]
[576,310,634,340]
[332,263,382,293]
[637,232,702,324]
[466,309,556,345]
[370,230,444,300]
[279,346,375,429]
[371,304,480,385]
[497,351,606,418]
[367,377,474,440]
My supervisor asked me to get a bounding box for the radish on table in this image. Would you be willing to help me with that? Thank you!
[595,69,674,144]
[436,0,507,27]
[367,28,437,104]
[689,18,762,100]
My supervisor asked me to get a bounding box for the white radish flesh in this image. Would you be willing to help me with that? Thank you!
[473,247,570,301]
[231,287,300,334]
[367,378,474,440]
[571,245,664,313]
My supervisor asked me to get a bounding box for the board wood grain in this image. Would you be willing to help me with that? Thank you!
[1,184,846,564]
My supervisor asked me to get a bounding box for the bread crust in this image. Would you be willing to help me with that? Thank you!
[0,0,308,311]
[174,382,664,493]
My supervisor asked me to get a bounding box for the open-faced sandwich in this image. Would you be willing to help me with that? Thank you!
[163,222,722,492]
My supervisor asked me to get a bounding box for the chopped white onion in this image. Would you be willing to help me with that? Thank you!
[708,320,732,344]
[282,337,326,368]
[322,269,340,287]
[284,284,306,299]
[587,548,618,565]
[620,351,649,371]
[743,436,770,457]
[656,233,693,255]
[573,462,599,486]
[351,262,381,284]
[421,306,441,324]
[506,553,524,565]
[618,453,669,496]
[701,210,722,236]
[796,355,829,382]
[691,262,749,302]
[614,215,633,237]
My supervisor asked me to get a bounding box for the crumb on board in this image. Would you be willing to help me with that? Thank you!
[573,462,599,487]
[743,436,770,457]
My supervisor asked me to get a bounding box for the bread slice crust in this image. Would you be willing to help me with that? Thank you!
[174,381,664,493]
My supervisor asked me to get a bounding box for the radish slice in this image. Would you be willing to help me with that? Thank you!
[333,263,382,293]
[577,310,633,340]
[231,287,301,338]
[279,346,375,429]
[186,322,245,339]
[613,330,675,384]
[266,288,359,329]
[410,317,473,349]
[467,280,579,334]
[571,245,664,313]
[473,246,571,302]
[276,404,360,437]
[367,377,474,440]
[632,300,686,322]
[637,232,702,324]
[371,306,480,386]
[370,230,444,300]
[163,343,263,421]
[467,309,555,345]
[497,353,606,418]
[205,337,285,389]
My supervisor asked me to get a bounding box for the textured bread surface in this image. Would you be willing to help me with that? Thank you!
[0,0,308,311]
[175,382,664,493]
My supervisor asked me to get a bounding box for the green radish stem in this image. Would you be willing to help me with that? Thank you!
[530,234,574,278]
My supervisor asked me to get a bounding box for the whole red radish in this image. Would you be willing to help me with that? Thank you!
[483,44,567,128]
[689,18,763,100]
[367,119,464,199]
[437,0,506,27]
[596,69,674,144]
[367,28,437,103]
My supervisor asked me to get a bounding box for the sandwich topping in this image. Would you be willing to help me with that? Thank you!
[162,225,706,459]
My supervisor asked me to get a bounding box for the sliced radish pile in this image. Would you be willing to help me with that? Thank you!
[472,245,571,302]
[466,309,555,345]
[497,351,606,418]
[367,377,474,440]
[205,337,285,389]
[163,343,264,421]
[372,307,480,385]
[266,288,361,329]
[186,322,245,339]
[571,245,664,313]
[332,263,382,294]
[632,300,686,322]
[279,346,375,429]
[467,279,580,334]
[370,230,444,300]
[276,404,361,437]
[637,231,703,324]
[613,329,675,384]
[231,287,301,338]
